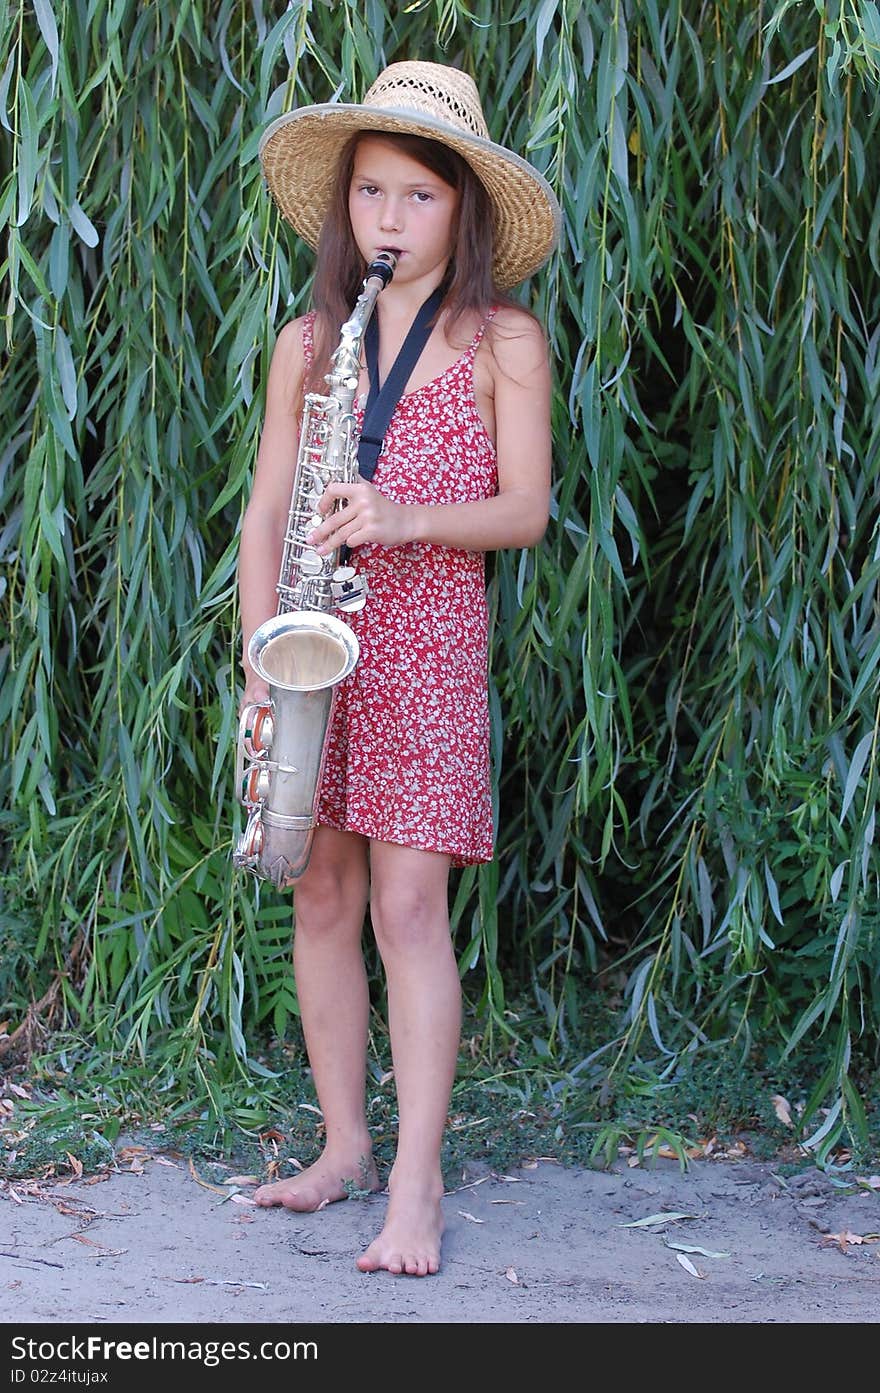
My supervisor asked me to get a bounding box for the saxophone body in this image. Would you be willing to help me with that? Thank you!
[234,253,396,888]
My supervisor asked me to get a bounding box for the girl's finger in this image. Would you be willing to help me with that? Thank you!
[317,518,361,554]
[309,511,343,546]
[317,493,346,517]
[319,481,364,509]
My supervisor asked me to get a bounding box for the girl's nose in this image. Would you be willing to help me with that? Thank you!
[379,198,403,231]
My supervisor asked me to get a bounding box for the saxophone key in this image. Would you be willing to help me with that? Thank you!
[299,548,324,576]
[241,704,274,758]
[332,566,368,613]
[241,763,272,806]
[235,809,264,864]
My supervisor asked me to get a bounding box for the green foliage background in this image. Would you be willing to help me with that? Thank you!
[2,0,880,1153]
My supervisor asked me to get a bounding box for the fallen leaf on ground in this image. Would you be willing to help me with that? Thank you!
[188,1158,227,1195]
[65,1153,83,1180]
[771,1094,794,1127]
[621,1211,700,1228]
[202,1279,268,1289]
[856,1176,880,1191]
[224,1176,259,1187]
[154,1156,180,1169]
[676,1253,705,1278]
[457,1211,484,1224]
[444,1176,488,1196]
[117,1146,149,1163]
[228,1193,257,1206]
[504,1267,519,1284]
[50,1201,96,1218]
[666,1242,730,1259]
[68,1234,127,1257]
[821,1230,880,1252]
[712,1140,749,1159]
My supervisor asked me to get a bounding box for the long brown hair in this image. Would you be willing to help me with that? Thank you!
[305,131,509,392]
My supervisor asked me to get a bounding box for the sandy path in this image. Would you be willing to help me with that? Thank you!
[2,1152,878,1324]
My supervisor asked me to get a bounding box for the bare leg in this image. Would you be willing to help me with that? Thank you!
[356,842,459,1276]
[255,826,379,1212]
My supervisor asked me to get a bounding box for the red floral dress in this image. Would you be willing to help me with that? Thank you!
[302,311,497,865]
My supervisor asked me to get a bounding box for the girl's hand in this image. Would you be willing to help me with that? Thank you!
[239,675,270,717]
[308,480,414,553]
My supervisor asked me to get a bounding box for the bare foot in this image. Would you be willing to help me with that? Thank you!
[356,1180,444,1276]
[255,1152,378,1213]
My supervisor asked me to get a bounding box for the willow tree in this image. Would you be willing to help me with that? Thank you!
[1,0,878,1155]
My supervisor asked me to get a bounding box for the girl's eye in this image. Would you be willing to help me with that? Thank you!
[412,191,433,204]
[357,184,380,197]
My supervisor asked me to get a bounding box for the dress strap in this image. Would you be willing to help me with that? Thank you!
[300,311,316,370]
[467,304,499,356]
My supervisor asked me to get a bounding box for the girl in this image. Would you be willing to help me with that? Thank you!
[238,61,559,1277]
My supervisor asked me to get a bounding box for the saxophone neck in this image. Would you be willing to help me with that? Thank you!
[328,252,399,392]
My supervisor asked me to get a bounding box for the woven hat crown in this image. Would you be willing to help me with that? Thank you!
[361,62,491,141]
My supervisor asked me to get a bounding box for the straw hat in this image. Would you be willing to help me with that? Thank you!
[259,61,561,289]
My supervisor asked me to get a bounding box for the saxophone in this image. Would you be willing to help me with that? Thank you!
[233,252,397,887]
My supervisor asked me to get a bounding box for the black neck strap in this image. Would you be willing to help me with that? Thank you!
[357,285,445,482]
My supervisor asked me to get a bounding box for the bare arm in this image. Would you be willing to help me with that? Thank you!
[238,318,305,704]
[309,307,552,554]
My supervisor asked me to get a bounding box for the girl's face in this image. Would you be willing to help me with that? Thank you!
[348,136,459,290]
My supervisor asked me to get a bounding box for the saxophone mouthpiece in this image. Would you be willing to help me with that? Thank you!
[366,251,397,286]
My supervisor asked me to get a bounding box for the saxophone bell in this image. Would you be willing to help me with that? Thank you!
[233,611,361,887]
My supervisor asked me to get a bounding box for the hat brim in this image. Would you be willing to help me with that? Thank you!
[259,104,560,290]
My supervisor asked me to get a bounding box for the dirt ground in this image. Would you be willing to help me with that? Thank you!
[1,1144,878,1325]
